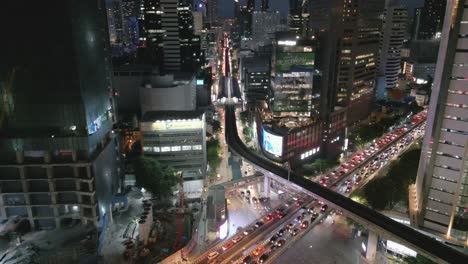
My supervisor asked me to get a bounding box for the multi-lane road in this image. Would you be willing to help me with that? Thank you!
[203,31,467,263]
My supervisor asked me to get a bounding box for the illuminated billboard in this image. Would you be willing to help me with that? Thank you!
[262,129,283,156]
[275,52,315,72]
[150,119,202,131]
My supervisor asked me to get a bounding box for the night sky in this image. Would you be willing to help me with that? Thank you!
[217,0,425,18]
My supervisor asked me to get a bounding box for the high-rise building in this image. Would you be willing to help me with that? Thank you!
[122,0,141,45]
[252,11,281,47]
[411,7,422,41]
[412,0,468,243]
[241,56,271,103]
[122,0,140,17]
[261,0,269,12]
[247,0,255,12]
[139,0,202,72]
[288,0,308,37]
[234,0,240,18]
[0,0,119,229]
[418,0,447,40]
[378,4,408,89]
[160,0,181,71]
[139,0,165,65]
[193,11,204,33]
[207,0,218,25]
[107,0,127,45]
[310,0,384,126]
[178,0,204,72]
[239,5,253,38]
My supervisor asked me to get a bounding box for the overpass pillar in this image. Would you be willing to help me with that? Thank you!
[264,175,270,198]
[366,231,378,263]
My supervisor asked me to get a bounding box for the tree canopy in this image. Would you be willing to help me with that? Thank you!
[133,156,179,199]
[207,138,221,177]
[363,148,421,210]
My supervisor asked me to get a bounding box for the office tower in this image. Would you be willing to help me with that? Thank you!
[122,0,140,17]
[123,0,141,45]
[139,0,165,65]
[207,0,218,25]
[234,0,240,18]
[0,0,119,229]
[239,5,253,38]
[179,0,204,72]
[193,11,204,33]
[413,0,468,242]
[257,34,322,164]
[271,34,317,118]
[288,0,302,36]
[378,5,408,89]
[310,0,384,126]
[160,0,181,72]
[252,11,281,46]
[247,0,255,12]
[241,56,271,103]
[107,0,127,45]
[418,0,447,40]
[411,7,422,41]
[261,0,269,12]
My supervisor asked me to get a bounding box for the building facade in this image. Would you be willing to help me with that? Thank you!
[310,0,384,126]
[252,11,281,47]
[139,74,197,114]
[140,111,207,181]
[413,0,468,243]
[378,5,407,89]
[0,0,119,230]
[417,0,447,40]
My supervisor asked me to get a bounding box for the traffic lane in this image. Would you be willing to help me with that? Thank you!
[325,118,424,186]
[213,198,315,264]
[271,216,365,264]
[334,123,426,195]
[227,201,321,264]
[328,121,425,189]
[262,210,329,264]
[195,196,311,264]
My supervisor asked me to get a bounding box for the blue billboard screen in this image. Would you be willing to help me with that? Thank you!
[262,129,283,156]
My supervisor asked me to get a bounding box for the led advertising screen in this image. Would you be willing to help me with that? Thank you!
[262,129,283,156]
[275,52,315,72]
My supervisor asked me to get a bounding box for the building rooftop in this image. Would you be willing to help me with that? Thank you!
[141,111,204,122]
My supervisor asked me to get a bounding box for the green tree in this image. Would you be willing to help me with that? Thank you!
[362,148,421,210]
[133,156,179,198]
[303,158,340,175]
[207,139,221,177]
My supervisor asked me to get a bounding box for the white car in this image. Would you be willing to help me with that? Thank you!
[232,235,243,243]
[207,251,220,260]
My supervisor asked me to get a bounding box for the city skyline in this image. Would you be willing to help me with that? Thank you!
[0,0,466,263]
